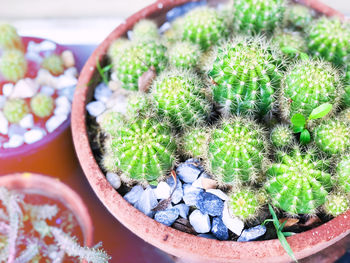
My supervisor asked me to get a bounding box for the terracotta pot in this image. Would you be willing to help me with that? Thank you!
[71,1,349,262]
[0,37,79,179]
[0,173,94,249]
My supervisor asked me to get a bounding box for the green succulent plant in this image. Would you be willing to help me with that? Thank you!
[132,19,159,41]
[335,154,350,193]
[181,126,210,158]
[107,38,130,61]
[272,30,306,57]
[0,49,27,82]
[284,3,313,30]
[97,110,125,137]
[324,193,350,217]
[30,93,54,118]
[151,69,212,129]
[207,117,268,186]
[233,0,285,35]
[307,17,350,66]
[41,54,64,76]
[208,36,283,117]
[265,147,332,215]
[270,124,294,149]
[3,98,29,123]
[168,41,201,69]
[0,24,24,51]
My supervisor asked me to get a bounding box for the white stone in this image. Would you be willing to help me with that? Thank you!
[206,189,228,201]
[159,22,171,33]
[61,50,75,68]
[54,96,71,116]
[24,129,45,144]
[64,67,78,78]
[25,51,43,64]
[56,74,77,90]
[110,72,118,82]
[8,124,26,137]
[222,201,244,236]
[110,96,128,114]
[106,172,121,189]
[10,78,39,99]
[3,134,24,148]
[58,85,75,101]
[192,178,203,188]
[134,186,158,217]
[36,69,57,88]
[0,96,5,109]
[154,182,171,200]
[94,83,112,103]
[0,112,8,135]
[86,101,106,117]
[46,115,67,133]
[40,86,55,96]
[2,83,14,97]
[189,210,211,233]
[38,40,56,52]
[19,114,34,129]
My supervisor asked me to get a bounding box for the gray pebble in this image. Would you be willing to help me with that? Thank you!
[237,225,267,242]
[176,163,201,183]
[124,185,144,205]
[211,217,229,240]
[197,192,224,217]
[183,184,203,206]
[154,208,180,226]
[189,209,211,233]
[106,172,121,189]
[134,186,158,217]
[167,176,183,204]
[173,203,190,219]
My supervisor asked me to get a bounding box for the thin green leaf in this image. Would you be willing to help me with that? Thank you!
[308,103,333,120]
[96,59,112,85]
[261,219,274,226]
[293,126,304,133]
[279,220,287,232]
[300,129,311,145]
[277,231,298,262]
[282,232,295,237]
[291,114,306,128]
[268,204,280,228]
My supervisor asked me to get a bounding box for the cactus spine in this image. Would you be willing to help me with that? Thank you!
[284,3,313,30]
[335,155,350,193]
[168,41,201,69]
[324,193,350,217]
[132,19,159,41]
[0,50,27,82]
[181,127,210,158]
[270,124,294,149]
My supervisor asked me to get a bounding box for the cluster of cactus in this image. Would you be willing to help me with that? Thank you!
[98,0,350,231]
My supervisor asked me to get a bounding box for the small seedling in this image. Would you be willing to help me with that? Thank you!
[96,59,113,85]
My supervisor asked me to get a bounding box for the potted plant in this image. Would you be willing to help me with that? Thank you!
[71,0,350,262]
[0,172,110,262]
[0,24,81,178]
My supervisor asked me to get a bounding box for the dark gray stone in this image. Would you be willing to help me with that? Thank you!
[174,203,190,219]
[237,225,267,242]
[154,208,180,226]
[134,187,158,217]
[211,217,229,241]
[124,185,144,205]
[183,184,204,206]
[197,192,224,217]
[167,176,183,204]
[176,163,201,183]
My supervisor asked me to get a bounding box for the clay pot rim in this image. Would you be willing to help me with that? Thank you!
[0,36,71,158]
[0,172,94,248]
[71,0,349,261]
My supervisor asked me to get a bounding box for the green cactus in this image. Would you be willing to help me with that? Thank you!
[270,124,294,149]
[227,187,263,221]
[107,38,130,61]
[233,0,285,35]
[97,110,125,137]
[307,17,350,66]
[280,59,341,120]
[41,54,64,76]
[342,69,350,108]
[284,3,313,30]
[181,126,209,158]
[168,41,201,69]
[112,40,167,91]
[339,108,350,123]
[324,193,350,217]
[314,119,350,156]
[151,70,212,129]
[132,19,159,41]
[208,37,283,117]
[335,155,350,193]
[108,118,177,185]
[265,147,332,215]
[272,30,306,56]
[0,49,27,82]
[0,24,24,51]
[182,7,229,50]
[3,98,29,123]
[207,117,268,186]
[163,17,185,45]
[125,92,154,119]
[30,93,54,118]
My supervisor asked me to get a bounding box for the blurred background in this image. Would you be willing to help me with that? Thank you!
[0,0,348,45]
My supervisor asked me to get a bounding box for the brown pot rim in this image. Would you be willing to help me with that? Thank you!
[71,1,349,262]
[0,173,94,248]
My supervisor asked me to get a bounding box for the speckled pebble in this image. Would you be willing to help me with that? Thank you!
[237,225,267,242]
[154,208,180,226]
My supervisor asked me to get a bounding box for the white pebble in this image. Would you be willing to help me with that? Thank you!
[0,96,6,109]
[58,86,75,102]
[40,86,55,96]
[189,210,211,234]
[0,112,8,135]
[19,114,34,129]
[64,67,78,78]
[192,178,203,188]
[3,134,24,148]
[206,189,228,201]
[24,129,45,144]
[56,74,77,90]
[54,96,71,116]
[3,83,14,97]
[61,51,76,68]
[222,201,244,236]
[25,51,43,64]
[38,40,56,52]
[94,83,112,103]
[154,182,171,200]
[106,172,121,189]
[86,101,106,117]
[35,69,56,88]
[46,115,67,133]
[111,72,118,82]
[10,78,39,98]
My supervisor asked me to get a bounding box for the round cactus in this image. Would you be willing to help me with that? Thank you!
[342,69,350,108]
[3,98,29,123]
[280,59,341,120]
[339,108,350,123]
[265,147,332,215]
[270,124,294,149]
[163,17,185,45]
[0,50,27,82]
[335,155,350,193]
[314,119,350,156]
[41,54,64,76]
[168,41,201,69]
[125,93,154,119]
[97,110,125,137]
[272,30,306,56]
[307,17,350,66]
[107,38,130,61]
[207,117,268,186]
[132,19,159,41]
[233,0,285,35]
[109,118,177,184]
[182,7,229,50]
[324,193,350,217]
[181,126,210,158]
[0,24,24,51]
[113,40,168,91]
[30,93,54,118]
[284,3,313,30]
[208,37,283,117]
[227,187,262,221]
[151,70,212,129]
